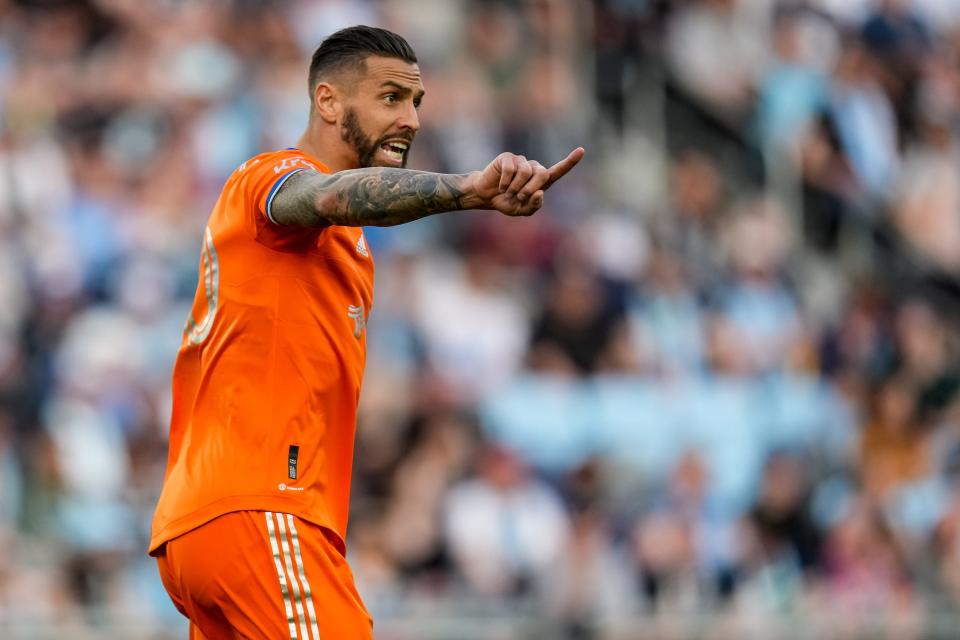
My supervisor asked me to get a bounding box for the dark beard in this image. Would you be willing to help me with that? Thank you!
[341,107,410,168]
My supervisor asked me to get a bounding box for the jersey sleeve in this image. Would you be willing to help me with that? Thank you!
[233,150,328,251]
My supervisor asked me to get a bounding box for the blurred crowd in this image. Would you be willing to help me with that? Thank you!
[2,0,960,638]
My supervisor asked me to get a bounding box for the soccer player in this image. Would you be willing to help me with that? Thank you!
[149,25,583,639]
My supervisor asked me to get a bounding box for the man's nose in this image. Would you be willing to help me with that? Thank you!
[397,103,420,133]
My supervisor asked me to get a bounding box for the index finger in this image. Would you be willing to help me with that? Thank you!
[544,147,585,189]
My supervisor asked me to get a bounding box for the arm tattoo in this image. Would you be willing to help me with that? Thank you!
[270,168,480,228]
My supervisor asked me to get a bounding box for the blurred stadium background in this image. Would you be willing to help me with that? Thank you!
[2,0,960,638]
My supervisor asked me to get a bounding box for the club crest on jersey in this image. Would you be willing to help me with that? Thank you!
[347,304,366,338]
[356,233,369,258]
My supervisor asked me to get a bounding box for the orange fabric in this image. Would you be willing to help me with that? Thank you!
[157,510,373,639]
[150,148,375,555]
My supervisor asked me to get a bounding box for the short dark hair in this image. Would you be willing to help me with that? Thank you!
[308,25,417,95]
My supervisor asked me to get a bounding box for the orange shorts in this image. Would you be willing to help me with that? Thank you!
[155,511,373,640]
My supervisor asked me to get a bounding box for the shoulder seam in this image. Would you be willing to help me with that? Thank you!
[265,168,308,225]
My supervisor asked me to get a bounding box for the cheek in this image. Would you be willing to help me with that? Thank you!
[370,110,398,134]
[355,105,393,135]
[360,100,396,126]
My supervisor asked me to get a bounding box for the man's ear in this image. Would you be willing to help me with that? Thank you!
[314,82,340,124]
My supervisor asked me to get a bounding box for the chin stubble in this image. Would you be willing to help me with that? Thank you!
[341,108,410,168]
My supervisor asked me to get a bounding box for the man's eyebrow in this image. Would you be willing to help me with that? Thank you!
[379,80,426,100]
[379,81,412,93]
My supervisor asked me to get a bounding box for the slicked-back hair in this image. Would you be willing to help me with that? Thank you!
[308,25,417,97]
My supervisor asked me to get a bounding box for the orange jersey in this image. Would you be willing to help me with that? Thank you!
[150,148,374,555]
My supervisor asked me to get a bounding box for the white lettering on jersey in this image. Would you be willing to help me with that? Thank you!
[347,304,366,339]
[185,226,220,346]
[274,157,318,174]
[236,158,260,173]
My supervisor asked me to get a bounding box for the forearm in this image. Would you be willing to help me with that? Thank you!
[270,168,483,227]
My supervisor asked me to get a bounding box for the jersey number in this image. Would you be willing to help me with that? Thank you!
[185,226,219,346]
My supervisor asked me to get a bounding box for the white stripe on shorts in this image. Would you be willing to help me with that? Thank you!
[286,514,321,640]
[276,512,312,640]
[266,511,301,639]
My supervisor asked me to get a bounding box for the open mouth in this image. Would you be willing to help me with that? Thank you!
[379,140,409,164]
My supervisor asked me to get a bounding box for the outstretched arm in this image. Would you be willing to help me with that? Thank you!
[271,169,482,227]
[269,148,584,228]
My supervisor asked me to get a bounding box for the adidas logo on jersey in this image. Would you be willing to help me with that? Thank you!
[356,234,369,258]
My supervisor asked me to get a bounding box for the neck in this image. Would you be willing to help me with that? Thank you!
[296,117,359,173]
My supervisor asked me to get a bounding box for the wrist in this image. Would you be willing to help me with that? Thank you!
[458,171,487,210]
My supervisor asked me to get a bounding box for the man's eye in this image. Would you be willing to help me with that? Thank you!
[384,94,398,104]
